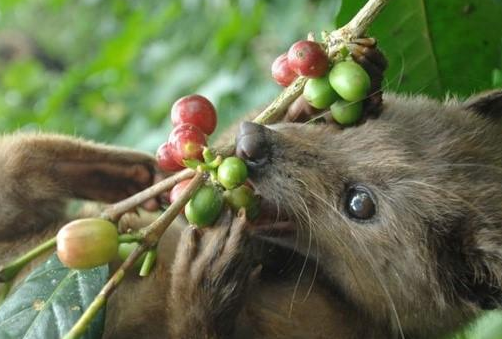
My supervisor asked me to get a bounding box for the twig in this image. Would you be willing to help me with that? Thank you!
[63,171,205,339]
[328,0,389,53]
[102,168,195,222]
[0,237,57,283]
[139,171,205,244]
[253,77,308,124]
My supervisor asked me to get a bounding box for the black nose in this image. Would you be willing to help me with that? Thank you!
[236,122,269,167]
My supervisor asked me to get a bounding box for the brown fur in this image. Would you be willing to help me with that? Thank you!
[236,91,502,338]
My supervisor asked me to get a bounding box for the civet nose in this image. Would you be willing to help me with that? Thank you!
[236,122,269,167]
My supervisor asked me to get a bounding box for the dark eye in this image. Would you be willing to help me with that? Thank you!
[346,186,376,220]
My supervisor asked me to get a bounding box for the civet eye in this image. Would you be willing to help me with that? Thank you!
[346,186,376,220]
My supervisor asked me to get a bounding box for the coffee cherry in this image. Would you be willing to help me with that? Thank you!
[168,123,207,166]
[157,142,184,172]
[217,156,248,190]
[303,75,340,109]
[169,179,192,205]
[171,95,217,135]
[224,185,260,220]
[118,242,147,269]
[271,53,298,87]
[329,60,370,102]
[287,40,329,78]
[185,185,223,228]
[57,218,119,269]
[330,100,363,126]
[169,179,191,213]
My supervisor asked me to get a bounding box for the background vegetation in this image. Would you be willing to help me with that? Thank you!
[1,0,502,338]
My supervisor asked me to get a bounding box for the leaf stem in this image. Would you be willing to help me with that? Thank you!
[0,237,56,283]
[117,233,143,243]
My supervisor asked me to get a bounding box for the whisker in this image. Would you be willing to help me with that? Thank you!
[294,177,406,339]
[288,194,313,317]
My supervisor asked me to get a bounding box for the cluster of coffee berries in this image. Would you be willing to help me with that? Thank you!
[157,94,260,229]
[55,95,260,270]
[272,40,371,126]
[157,94,216,172]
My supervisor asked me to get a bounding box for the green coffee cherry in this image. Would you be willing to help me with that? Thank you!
[56,218,118,269]
[217,157,248,190]
[303,75,340,109]
[329,60,370,102]
[224,185,260,220]
[330,100,363,126]
[118,242,147,269]
[185,185,224,228]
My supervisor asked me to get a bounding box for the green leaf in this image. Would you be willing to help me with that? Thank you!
[0,253,108,339]
[337,0,502,98]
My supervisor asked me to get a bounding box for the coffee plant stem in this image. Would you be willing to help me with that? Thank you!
[102,168,195,222]
[0,236,57,283]
[63,242,149,339]
[118,233,144,243]
[328,0,388,53]
[139,171,205,245]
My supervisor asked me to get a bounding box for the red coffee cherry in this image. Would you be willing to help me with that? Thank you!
[287,40,329,78]
[168,179,192,213]
[169,179,192,204]
[271,53,298,87]
[156,142,184,172]
[168,123,207,166]
[171,94,217,135]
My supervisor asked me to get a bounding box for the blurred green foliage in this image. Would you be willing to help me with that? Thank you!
[0,0,340,152]
[1,0,502,338]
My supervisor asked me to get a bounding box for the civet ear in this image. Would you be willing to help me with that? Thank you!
[456,226,502,310]
[464,90,502,120]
